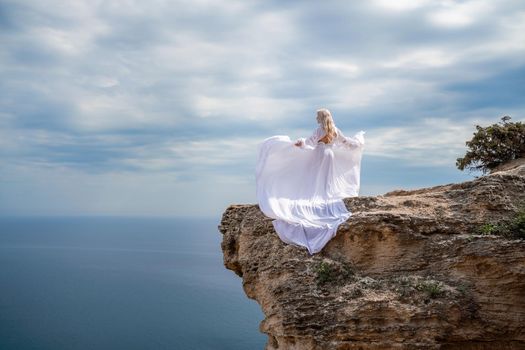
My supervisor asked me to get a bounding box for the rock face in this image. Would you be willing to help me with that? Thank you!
[219,160,525,350]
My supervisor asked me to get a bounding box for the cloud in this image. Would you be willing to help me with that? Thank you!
[0,0,524,215]
[364,117,479,166]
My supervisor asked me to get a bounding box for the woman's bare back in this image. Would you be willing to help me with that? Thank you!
[318,131,334,144]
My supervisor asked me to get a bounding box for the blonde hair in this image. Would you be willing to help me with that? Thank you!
[316,108,337,143]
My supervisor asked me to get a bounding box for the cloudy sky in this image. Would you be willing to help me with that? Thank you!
[1,0,524,218]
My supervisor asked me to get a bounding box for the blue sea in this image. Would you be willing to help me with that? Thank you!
[0,216,267,350]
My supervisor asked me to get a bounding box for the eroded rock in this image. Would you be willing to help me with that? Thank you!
[219,160,525,350]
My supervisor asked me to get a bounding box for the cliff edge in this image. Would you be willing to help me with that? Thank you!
[219,160,525,350]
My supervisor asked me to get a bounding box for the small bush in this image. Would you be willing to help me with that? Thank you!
[416,280,445,299]
[476,222,507,236]
[456,116,525,175]
[509,209,525,239]
[479,223,498,235]
[340,262,355,280]
[314,260,356,286]
[476,205,525,239]
[314,261,335,284]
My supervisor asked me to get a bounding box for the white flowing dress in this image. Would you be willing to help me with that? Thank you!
[255,126,366,255]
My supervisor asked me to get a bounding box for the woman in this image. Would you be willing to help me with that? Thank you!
[255,108,366,255]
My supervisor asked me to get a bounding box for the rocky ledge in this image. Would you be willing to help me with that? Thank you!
[219,159,525,350]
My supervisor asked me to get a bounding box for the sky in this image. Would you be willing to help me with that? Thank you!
[0,0,524,218]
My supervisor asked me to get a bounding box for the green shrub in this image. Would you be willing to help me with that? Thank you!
[340,262,355,280]
[456,116,525,175]
[314,260,356,286]
[508,208,525,239]
[416,280,445,299]
[476,205,525,239]
[478,223,498,235]
[314,261,335,284]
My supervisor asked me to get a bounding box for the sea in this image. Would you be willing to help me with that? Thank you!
[0,216,267,350]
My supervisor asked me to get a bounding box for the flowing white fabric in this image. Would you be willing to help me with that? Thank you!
[255,126,366,255]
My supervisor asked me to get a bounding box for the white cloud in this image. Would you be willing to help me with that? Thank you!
[427,1,493,28]
[312,60,360,76]
[118,137,260,172]
[372,0,432,12]
[363,116,503,166]
[381,48,456,69]
[460,11,525,62]
[193,94,303,121]
[331,79,443,111]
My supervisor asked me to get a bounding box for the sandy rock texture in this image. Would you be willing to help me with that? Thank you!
[219,160,525,350]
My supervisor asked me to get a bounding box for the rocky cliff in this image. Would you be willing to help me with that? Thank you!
[218,159,525,350]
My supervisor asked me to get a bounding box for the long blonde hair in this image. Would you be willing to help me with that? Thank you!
[316,108,337,143]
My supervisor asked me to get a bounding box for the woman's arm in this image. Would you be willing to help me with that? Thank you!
[336,128,366,148]
[295,128,320,148]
